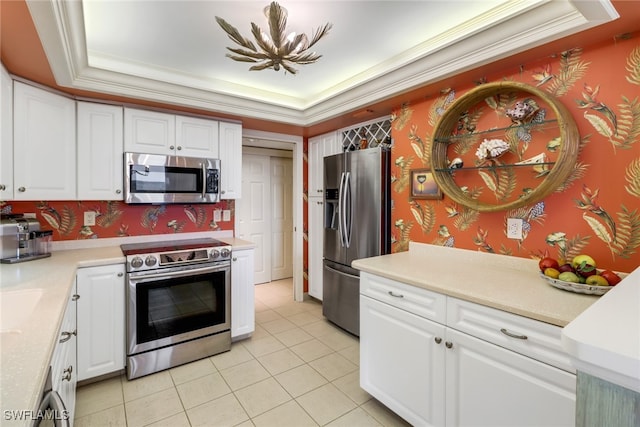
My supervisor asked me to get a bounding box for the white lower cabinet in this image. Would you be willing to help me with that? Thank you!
[231,247,255,340]
[307,197,324,300]
[360,272,576,427]
[50,290,77,423]
[76,264,125,381]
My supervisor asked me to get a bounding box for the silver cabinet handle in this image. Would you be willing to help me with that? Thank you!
[221,190,226,194]
[0,184,5,191]
[62,365,73,381]
[169,145,175,150]
[18,187,26,192]
[317,201,323,205]
[388,291,404,298]
[72,294,80,301]
[500,328,528,340]
[445,341,453,349]
[435,337,442,344]
[317,189,323,193]
[59,330,77,343]
[116,189,122,194]
[117,272,124,277]
[232,257,237,261]
[177,146,182,150]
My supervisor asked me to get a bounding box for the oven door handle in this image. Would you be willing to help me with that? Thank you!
[129,264,228,282]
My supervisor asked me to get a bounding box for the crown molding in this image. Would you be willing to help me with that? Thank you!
[26,0,618,127]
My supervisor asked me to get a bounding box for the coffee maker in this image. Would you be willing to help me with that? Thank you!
[0,214,52,263]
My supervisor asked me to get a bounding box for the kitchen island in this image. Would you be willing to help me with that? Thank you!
[352,242,604,426]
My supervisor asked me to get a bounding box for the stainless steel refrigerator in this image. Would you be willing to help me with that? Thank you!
[323,147,391,336]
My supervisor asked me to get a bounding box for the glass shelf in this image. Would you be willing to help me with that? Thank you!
[434,161,556,173]
[433,119,559,144]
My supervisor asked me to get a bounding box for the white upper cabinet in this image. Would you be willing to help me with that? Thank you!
[13,81,76,200]
[124,108,176,155]
[219,121,242,199]
[77,102,124,200]
[176,115,219,158]
[124,107,221,159]
[1,64,13,199]
[308,131,340,197]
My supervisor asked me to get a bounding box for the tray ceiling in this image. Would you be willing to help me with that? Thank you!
[26,0,618,126]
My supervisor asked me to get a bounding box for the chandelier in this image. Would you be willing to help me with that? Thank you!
[215,1,332,74]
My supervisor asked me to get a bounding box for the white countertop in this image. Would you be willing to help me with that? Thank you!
[562,266,640,393]
[0,247,125,425]
[352,242,599,327]
[0,235,255,425]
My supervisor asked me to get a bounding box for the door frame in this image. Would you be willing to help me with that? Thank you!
[241,129,304,301]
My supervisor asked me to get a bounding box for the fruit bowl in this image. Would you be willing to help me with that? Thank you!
[539,272,626,296]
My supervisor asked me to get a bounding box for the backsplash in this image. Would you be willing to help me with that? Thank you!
[1,200,235,240]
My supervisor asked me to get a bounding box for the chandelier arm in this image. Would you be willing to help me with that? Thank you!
[280,61,299,75]
[281,33,306,56]
[288,52,322,63]
[250,23,278,56]
[249,61,277,71]
[226,47,270,60]
[215,17,257,51]
[226,55,259,63]
[266,2,287,48]
[306,23,332,49]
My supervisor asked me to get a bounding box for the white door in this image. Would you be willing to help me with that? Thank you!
[270,157,293,280]
[239,154,271,284]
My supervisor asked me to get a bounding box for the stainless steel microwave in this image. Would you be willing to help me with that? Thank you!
[124,152,221,204]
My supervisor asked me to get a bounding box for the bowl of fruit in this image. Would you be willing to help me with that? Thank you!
[538,254,625,296]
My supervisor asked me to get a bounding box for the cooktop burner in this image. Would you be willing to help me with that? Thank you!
[121,238,232,272]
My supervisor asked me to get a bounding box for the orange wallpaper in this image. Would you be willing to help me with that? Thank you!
[389,36,640,273]
[1,200,235,240]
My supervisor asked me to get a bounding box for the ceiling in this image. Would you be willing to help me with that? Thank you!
[4,0,625,130]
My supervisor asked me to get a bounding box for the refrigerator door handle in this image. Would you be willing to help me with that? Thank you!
[338,171,346,247]
[344,171,352,248]
[325,264,360,280]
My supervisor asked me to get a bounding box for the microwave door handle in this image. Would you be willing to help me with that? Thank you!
[201,163,207,199]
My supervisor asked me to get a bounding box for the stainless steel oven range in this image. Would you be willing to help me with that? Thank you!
[121,238,232,380]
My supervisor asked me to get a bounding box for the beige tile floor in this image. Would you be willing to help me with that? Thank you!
[74,279,411,427]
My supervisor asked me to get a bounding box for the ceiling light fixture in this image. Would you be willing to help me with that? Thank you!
[215,1,332,74]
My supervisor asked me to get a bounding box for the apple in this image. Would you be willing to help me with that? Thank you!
[539,257,559,272]
[600,270,622,286]
[558,263,575,273]
[586,275,609,286]
[572,254,596,269]
[558,271,581,283]
[575,262,597,278]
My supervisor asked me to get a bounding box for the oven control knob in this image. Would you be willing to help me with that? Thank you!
[130,257,144,268]
[211,249,221,259]
[221,248,231,258]
[145,256,157,267]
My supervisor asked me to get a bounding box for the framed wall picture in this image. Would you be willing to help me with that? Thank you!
[410,169,442,199]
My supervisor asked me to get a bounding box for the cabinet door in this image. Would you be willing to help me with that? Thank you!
[76,264,126,381]
[124,108,175,155]
[176,115,219,158]
[51,291,77,420]
[231,248,255,339]
[219,121,242,199]
[1,65,13,199]
[307,197,324,300]
[445,328,576,427]
[13,82,76,200]
[360,295,446,426]
[77,102,124,200]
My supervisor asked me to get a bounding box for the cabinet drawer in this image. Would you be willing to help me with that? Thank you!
[360,272,446,323]
[447,297,574,373]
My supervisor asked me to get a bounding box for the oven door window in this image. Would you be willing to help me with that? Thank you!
[130,165,202,193]
[135,271,226,344]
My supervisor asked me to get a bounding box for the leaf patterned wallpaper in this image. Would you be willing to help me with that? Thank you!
[389,37,640,273]
[1,200,235,239]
